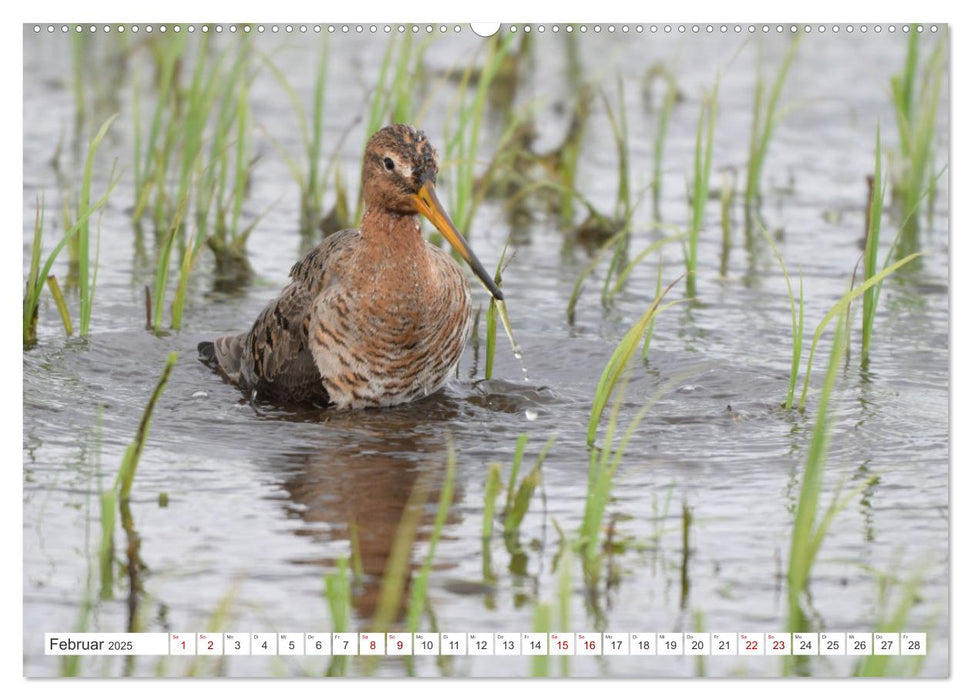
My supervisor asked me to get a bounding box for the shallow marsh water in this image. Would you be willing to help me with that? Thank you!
[23,25,948,677]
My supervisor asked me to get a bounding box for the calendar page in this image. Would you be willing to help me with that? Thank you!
[21,11,950,682]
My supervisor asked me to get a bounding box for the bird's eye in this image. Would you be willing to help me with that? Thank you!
[383,157,395,171]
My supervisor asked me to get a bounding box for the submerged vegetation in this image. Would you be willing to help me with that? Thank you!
[24,26,948,679]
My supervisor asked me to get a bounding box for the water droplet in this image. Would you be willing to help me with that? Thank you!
[496,299,529,381]
[524,408,538,421]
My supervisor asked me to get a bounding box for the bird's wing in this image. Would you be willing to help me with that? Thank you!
[212,229,360,401]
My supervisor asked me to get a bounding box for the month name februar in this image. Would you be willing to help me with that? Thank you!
[49,637,104,651]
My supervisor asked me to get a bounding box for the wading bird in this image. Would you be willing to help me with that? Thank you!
[199,125,503,408]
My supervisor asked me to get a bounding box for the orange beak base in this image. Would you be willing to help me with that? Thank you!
[411,182,504,301]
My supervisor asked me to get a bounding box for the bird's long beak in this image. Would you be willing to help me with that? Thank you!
[412,182,504,301]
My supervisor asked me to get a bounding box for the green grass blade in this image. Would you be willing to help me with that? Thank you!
[505,434,529,511]
[114,353,178,502]
[652,77,678,217]
[324,558,351,676]
[371,472,431,636]
[138,37,183,207]
[862,125,886,364]
[504,437,555,536]
[891,28,918,161]
[686,81,718,296]
[153,192,190,333]
[483,241,510,379]
[41,176,119,298]
[26,172,120,343]
[354,36,397,224]
[23,196,45,344]
[231,76,250,237]
[132,61,142,202]
[484,299,497,379]
[70,31,86,124]
[443,33,516,237]
[601,77,630,222]
[606,232,685,304]
[760,226,804,409]
[788,315,847,632]
[406,441,457,632]
[45,276,73,336]
[798,253,920,410]
[857,570,924,677]
[556,545,572,676]
[746,37,799,205]
[258,51,312,153]
[98,490,116,599]
[307,40,329,215]
[325,558,351,633]
[173,159,218,329]
[581,370,691,569]
[745,71,765,205]
[587,274,684,446]
[531,603,551,676]
[78,113,119,336]
[567,226,630,324]
[642,256,665,360]
[482,462,503,542]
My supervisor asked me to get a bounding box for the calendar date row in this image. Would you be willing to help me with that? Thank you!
[45,632,926,657]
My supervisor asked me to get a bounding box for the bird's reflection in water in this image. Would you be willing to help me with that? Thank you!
[265,393,468,622]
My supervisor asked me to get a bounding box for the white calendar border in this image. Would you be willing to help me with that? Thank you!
[10,0,963,695]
